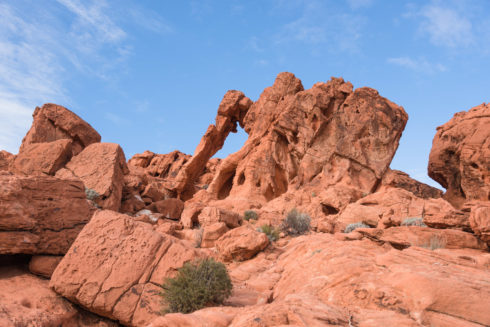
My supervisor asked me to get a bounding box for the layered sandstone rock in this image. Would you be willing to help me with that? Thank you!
[20,103,101,156]
[50,210,207,326]
[428,103,490,208]
[0,172,92,254]
[0,151,14,171]
[378,169,442,199]
[10,139,72,176]
[56,143,129,211]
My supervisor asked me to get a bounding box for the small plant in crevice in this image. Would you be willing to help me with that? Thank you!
[282,209,311,235]
[344,222,371,233]
[257,224,280,242]
[84,187,99,201]
[401,217,427,227]
[160,258,232,314]
[244,210,258,221]
[419,234,447,250]
[202,184,209,190]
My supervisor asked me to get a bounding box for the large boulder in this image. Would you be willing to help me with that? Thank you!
[428,103,490,208]
[215,225,269,261]
[20,103,101,156]
[0,172,92,254]
[10,139,72,176]
[50,210,207,326]
[56,143,129,211]
[378,169,442,199]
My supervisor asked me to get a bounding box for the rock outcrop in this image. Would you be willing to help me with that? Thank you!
[50,210,207,326]
[56,143,129,211]
[428,103,490,208]
[20,103,101,156]
[184,73,408,216]
[0,172,92,254]
[215,225,269,261]
[0,151,14,171]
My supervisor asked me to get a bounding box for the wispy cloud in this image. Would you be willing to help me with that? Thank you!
[419,3,473,48]
[275,1,365,52]
[0,1,170,153]
[387,56,446,73]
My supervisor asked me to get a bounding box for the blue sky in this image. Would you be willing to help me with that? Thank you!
[1,0,489,188]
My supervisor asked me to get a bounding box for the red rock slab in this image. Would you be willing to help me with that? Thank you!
[10,139,72,176]
[20,103,101,156]
[0,264,117,327]
[28,255,63,278]
[56,142,128,211]
[0,172,92,255]
[50,210,206,326]
[469,203,490,245]
[379,169,442,199]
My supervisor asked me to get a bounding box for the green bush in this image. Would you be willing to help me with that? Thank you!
[282,209,310,235]
[244,210,258,221]
[258,224,280,241]
[401,217,427,227]
[160,258,232,314]
[344,222,370,233]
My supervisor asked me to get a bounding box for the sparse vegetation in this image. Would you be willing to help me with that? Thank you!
[344,222,370,233]
[420,234,446,250]
[84,187,99,201]
[258,224,280,242]
[401,217,427,227]
[160,258,232,314]
[282,209,311,235]
[244,210,258,221]
[202,184,209,190]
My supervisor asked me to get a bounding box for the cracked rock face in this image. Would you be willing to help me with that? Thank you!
[56,143,129,211]
[20,103,101,157]
[428,103,490,209]
[186,72,407,210]
[0,172,93,255]
[50,210,207,326]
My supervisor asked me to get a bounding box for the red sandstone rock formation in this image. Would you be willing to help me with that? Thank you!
[20,103,101,156]
[0,172,93,254]
[56,143,129,211]
[428,103,490,208]
[50,210,208,326]
[182,73,407,217]
[0,150,14,171]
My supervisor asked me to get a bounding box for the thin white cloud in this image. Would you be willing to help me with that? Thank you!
[419,3,473,47]
[275,1,364,52]
[387,56,446,73]
[346,0,374,10]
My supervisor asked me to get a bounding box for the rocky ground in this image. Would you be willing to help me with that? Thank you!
[0,72,489,327]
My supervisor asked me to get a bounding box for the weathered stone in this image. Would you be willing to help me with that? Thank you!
[216,225,269,261]
[28,255,63,278]
[0,172,92,254]
[20,103,101,156]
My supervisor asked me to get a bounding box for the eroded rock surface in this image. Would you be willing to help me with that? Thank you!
[428,103,490,208]
[50,210,207,326]
[20,103,101,156]
[0,172,92,254]
[56,143,129,211]
[0,151,14,171]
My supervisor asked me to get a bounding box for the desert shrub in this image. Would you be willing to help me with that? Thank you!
[202,184,209,190]
[282,209,311,235]
[401,217,427,227]
[258,225,280,242]
[84,187,99,201]
[161,258,232,314]
[244,210,259,221]
[420,234,446,250]
[344,222,370,233]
